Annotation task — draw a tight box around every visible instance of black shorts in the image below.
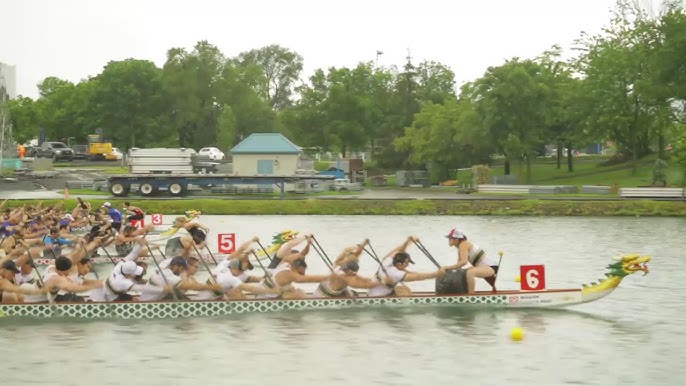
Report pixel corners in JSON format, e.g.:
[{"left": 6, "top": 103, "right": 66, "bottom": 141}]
[
  {"left": 127, "top": 214, "right": 144, "bottom": 221},
  {"left": 111, "top": 222, "right": 122, "bottom": 232}
]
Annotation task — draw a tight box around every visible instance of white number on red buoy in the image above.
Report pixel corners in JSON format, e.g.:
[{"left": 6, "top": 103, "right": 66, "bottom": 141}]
[{"left": 520, "top": 265, "right": 546, "bottom": 291}]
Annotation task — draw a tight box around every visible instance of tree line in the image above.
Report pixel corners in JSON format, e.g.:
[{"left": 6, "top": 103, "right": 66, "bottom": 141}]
[{"left": 8, "top": 0, "right": 686, "bottom": 182}]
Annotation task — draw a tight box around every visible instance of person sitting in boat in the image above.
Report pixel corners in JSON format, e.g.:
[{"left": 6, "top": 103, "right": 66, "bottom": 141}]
[
  {"left": 72, "top": 197, "right": 92, "bottom": 219},
  {"left": 101, "top": 202, "right": 123, "bottom": 232},
  {"left": 367, "top": 236, "right": 445, "bottom": 297},
  {"left": 256, "top": 236, "right": 329, "bottom": 299},
  {"left": 102, "top": 239, "right": 166, "bottom": 301},
  {"left": 41, "top": 256, "right": 103, "bottom": 302},
  {"left": 212, "top": 236, "right": 259, "bottom": 276},
  {"left": 123, "top": 202, "right": 145, "bottom": 225},
  {"left": 114, "top": 224, "right": 155, "bottom": 257},
  {"left": 139, "top": 256, "right": 222, "bottom": 301},
  {"left": 313, "top": 240, "right": 380, "bottom": 298},
  {"left": 43, "top": 227, "right": 75, "bottom": 258},
  {"left": 267, "top": 231, "right": 311, "bottom": 270},
  {"left": 443, "top": 228, "right": 498, "bottom": 294},
  {"left": 173, "top": 227, "right": 209, "bottom": 259},
  {"left": 0, "top": 260, "right": 48, "bottom": 303},
  {"left": 193, "top": 259, "right": 282, "bottom": 301}
]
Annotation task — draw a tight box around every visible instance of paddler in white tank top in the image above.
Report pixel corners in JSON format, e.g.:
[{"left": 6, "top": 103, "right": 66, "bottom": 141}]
[
  {"left": 0, "top": 259, "right": 48, "bottom": 303},
  {"left": 193, "top": 259, "right": 281, "bottom": 301},
  {"left": 444, "top": 228, "right": 498, "bottom": 293},
  {"left": 367, "top": 236, "right": 446, "bottom": 297}
]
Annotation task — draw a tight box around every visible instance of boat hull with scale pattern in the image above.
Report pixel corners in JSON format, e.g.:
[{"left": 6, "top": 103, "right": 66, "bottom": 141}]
[{"left": 0, "top": 289, "right": 586, "bottom": 320}]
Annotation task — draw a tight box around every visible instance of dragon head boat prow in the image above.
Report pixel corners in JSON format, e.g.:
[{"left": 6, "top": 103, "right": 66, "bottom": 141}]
[{"left": 581, "top": 254, "right": 651, "bottom": 302}]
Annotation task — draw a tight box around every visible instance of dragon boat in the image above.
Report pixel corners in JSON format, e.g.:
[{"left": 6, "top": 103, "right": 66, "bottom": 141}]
[{"left": 0, "top": 254, "right": 650, "bottom": 320}]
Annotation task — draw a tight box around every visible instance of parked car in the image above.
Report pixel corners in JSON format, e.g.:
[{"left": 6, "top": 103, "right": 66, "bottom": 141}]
[
  {"left": 198, "top": 147, "right": 225, "bottom": 160},
  {"left": 71, "top": 144, "right": 88, "bottom": 159},
  {"left": 105, "top": 147, "right": 124, "bottom": 161},
  {"left": 34, "top": 142, "right": 74, "bottom": 161}
]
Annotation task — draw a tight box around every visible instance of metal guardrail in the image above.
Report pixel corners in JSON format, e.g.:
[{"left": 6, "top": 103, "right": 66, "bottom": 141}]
[
  {"left": 477, "top": 184, "right": 533, "bottom": 194},
  {"left": 581, "top": 185, "right": 611, "bottom": 194},
  {"left": 619, "top": 187, "right": 685, "bottom": 198}
]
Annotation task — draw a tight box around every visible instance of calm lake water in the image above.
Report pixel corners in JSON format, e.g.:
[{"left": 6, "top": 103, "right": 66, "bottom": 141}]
[{"left": 2, "top": 215, "right": 685, "bottom": 386}]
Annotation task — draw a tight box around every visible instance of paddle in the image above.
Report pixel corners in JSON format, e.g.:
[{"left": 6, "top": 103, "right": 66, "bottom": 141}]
[
  {"left": 192, "top": 243, "right": 219, "bottom": 286},
  {"left": 311, "top": 236, "right": 335, "bottom": 269},
  {"left": 413, "top": 240, "right": 442, "bottom": 268},
  {"left": 485, "top": 251, "right": 504, "bottom": 291},
  {"left": 311, "top": 236, "right": 360, "bottom": 299},
  {"left": 250, "top": 249, "right": 276, "bottom": 288},
  {"left": 98, "top": 239, "right": 118, "bottom": 267},
  {"left": 24, "top": 247, "right": 53, "bottom": 305},
  {"left": 203, "top": 245, "right": 220, "bottom": 266},
  {"left": 145, "top": 242, "right": 179, "bottom": 301},
  {"left": 255, "top": 240, "right": 274, "bottom": 264},
  {"left": 364, "top": 242, "right": 388, "bottom": 276},
  {"left": 78, "top": 240, "right": 113, "bottom": 308}
]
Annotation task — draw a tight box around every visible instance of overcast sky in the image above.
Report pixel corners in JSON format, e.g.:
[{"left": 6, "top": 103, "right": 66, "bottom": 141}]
[{"left": 2, "top": 0, "right": 622, "bottom": 99}]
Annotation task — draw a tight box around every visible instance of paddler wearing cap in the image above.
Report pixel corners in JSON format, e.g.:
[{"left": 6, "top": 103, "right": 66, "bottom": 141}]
[
  {"left": 367, "top": 236, "right": 446, "bottom": 297},
  {"left": 444, "top": 228, "right": 498, "bottom": 293},
  {"left": 213, "top": 236, "right": 259, "bottom": 278},
  {"left": 101, "top": 202, "right": 123, "bottom": 232},
  {"left": 102, "top": 239, "right": 169, "bottom": 301},
  {"left": 257, "top": 235, "right": 331, "bottom": 299},
  {"left": 313, "top": 240, "right": 379, "bottom": 298},
  {"left": 0, "top": 260, "right": 48, "bottom": 303}
]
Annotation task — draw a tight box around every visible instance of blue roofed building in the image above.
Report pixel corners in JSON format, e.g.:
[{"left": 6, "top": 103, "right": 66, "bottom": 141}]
[{"left": 230, "top": 133, "right": 302, "bottom": 176}]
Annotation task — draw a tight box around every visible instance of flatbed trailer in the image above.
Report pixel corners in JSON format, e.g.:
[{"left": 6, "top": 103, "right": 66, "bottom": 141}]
[{"left": 107, "top": 174, "right": 336, "bottom": 197}]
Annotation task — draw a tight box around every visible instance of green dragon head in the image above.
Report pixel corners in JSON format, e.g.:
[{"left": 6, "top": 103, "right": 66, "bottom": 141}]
[
  {"left": 581, "top": 254, "right": 651, "bottom": 299},
  {"left": 606, "top": 254, "right": 651, "bottom": 278},
  {"left": 272, "top": 229, "right": 299, "bottom": 244}
]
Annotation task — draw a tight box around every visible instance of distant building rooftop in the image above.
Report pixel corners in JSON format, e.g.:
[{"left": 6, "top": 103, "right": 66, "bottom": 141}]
[{"left": 230, "top": 133, "right": 302, "bottom": 154}]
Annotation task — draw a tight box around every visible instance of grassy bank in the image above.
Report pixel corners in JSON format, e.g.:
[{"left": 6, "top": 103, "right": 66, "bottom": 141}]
[{"left": 4, "top": 198, "right": 685, "bottom": 216}]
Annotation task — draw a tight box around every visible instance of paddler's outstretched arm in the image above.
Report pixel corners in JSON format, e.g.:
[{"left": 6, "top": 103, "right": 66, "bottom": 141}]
[
  {"left": 403, "top": 267, "right": 446, "bottom": 282},
  {"left": 345, "top": 275, "right": 380, "bottom": 289},
  {"left": 0, "top": 279, "right": 48, "bottom": 295},
  {"left": 236, "top": 283, "right": 281, "bottom": 296},
  {"left": 292, "top": 272, "right": 332, "bottom": 283}
]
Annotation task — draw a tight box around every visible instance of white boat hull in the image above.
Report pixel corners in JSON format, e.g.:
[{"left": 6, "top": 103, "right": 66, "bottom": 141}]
[{"left": 0, "top": 289, "right": 586, "bottom": 320}]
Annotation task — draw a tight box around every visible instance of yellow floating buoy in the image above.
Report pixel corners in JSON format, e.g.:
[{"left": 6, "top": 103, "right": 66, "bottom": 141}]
[
  {"left": 515, "top": 275, "right": 521, "bottom": 283},
  {"left": 510, "top": 327, "right": 524, "bottom": 341}
]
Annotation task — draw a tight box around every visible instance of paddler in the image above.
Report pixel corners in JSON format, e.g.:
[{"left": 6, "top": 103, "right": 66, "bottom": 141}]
[
  {"left": 193, "top": 259, "right": 282, "bottom": 300},
  {"left": 313, "top": 240, "right": 382, "bottom": 298},
  {"left": 367, "top": 236, "right": 445, "bottom": 297},
  {"left": 41, "top": 256, "right": 104, "bottom": 302},
  {"left": 0, "top": 260, "right": 48, "bottom": 303},
  {"left": 102, "top": 239, "right": 170, "bottom": 301},
  {"left": 257, "top": 236, "right": 331, "bottom": 299},
  {"left": 444, "top": 228, "right": 498, "bottom": 293},
  {"left": 114, "top": 224, "right": 155, "bottom": 257},
  {"left": 267, "top": 231, "right": 311, "bottom": 269},
  {"left": 139, "top": 256, "right": 224, "bottom": 301},
  {"left": 123, "top": 202, "right": 145, "bottom": 224}
]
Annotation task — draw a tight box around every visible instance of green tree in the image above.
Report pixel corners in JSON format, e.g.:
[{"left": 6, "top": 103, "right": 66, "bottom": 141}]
[{"left": 238, "top": 44, "right": 304, "bottom": 110}]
